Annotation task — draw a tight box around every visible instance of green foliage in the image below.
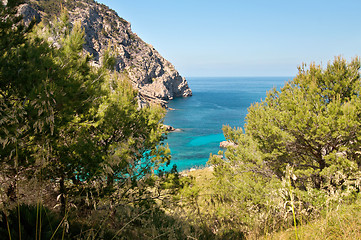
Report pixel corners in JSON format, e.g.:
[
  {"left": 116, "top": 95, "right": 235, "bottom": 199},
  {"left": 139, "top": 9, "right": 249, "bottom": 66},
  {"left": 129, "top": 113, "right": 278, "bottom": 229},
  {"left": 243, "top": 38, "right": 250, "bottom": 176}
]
[
  {"left": 0, "top": 0, "right": 53, "bottom": 209},
  {"left": 0, "top": 2, "right": 212, "bottom": 239},
  {"left": 207, "top": 57, "right": 361, "bottom": 237},
  {"left": 243, "top": 57, "right": 361, "bottom": 189},
  {"left": 171, "top": 167, "right": 246, "bottom": 239},
  {"left": 0, "top": 1, "right": 171, "bottom": 231},
  {"left": 0, "top": 0, "right": 33, "bottom": 51},
  {"left": 12, "top": 1, "right": 361, "bottom": 238}
]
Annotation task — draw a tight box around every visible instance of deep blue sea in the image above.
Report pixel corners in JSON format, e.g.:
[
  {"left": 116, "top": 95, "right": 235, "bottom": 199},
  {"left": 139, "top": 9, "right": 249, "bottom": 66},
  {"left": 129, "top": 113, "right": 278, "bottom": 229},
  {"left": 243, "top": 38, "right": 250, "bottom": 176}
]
[{"left": 164, "top": 77, "right": 291, "bottom": 171}]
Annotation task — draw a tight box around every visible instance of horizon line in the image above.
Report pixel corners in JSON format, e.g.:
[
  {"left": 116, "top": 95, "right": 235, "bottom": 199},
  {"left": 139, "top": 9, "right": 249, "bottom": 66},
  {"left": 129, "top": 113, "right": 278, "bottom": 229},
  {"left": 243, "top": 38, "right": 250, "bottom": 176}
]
[{"left": 185, "top": 75, "right": 294, "bottom": 78}]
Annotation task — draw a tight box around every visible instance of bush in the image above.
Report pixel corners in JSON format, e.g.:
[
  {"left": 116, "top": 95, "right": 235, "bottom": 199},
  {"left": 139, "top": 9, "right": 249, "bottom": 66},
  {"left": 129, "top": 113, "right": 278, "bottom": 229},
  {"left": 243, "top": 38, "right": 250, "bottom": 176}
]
[{"left": 207, "top": 57, "right": 361, "bottom": 237}]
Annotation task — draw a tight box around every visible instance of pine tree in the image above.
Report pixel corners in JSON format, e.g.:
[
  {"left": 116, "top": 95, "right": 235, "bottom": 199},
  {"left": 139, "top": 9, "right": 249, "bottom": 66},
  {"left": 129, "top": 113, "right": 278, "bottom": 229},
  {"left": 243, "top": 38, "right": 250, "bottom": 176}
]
[
  {"left": 211, "top": 57, "right": 361, "bottom": 188},
  {"left": 0, "top": 6, "right": 171, "bottom": 216},
  {"left": 208, "top": 57, "right": 361, "bottom": 233},
  {"left": 0, "top": 0, "right": 49, "bottom": 205}
]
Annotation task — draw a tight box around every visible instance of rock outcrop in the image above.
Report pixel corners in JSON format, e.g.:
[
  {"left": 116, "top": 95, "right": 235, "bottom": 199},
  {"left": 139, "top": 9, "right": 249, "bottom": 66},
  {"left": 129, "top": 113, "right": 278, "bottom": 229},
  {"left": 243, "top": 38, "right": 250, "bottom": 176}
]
[
  {"left": 220, "top": 141, "right": 237, "bottom": 148},
  {"left": 22, "top": 0, "right": 192, "bottom": 106},
  {"left": 163, "top": 125, "right": 182, "bottom": 132}
]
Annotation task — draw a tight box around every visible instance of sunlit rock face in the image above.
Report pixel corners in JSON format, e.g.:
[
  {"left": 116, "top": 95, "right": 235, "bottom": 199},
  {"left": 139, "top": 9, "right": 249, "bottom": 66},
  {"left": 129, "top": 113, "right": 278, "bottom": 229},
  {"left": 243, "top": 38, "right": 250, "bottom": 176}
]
[{"left": 22, "top": 0, "right": 192, "bottom": 106}]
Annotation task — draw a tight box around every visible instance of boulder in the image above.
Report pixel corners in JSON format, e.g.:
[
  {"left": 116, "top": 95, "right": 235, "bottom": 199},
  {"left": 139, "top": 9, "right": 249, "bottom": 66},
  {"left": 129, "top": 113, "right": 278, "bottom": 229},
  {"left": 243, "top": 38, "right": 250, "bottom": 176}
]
[
  {"left": 220, "top": 141, "right": 237, "bottom": 148},
  {"left": 163, "top": 125, "right": 182, "bottom": 132}
]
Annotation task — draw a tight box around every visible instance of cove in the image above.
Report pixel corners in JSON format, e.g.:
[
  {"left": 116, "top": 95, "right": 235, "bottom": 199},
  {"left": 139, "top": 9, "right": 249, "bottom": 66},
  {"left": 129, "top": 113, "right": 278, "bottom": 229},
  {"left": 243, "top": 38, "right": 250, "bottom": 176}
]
[{"left": 164, "top": 76, "right": 290, "bottom": 171}]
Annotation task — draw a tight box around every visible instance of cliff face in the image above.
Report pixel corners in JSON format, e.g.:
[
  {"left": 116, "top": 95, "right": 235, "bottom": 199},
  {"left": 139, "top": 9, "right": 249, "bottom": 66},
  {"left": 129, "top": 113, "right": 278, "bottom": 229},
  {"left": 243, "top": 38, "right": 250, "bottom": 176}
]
[{"left": 22, "top": 0, "right": 192, "bottom": 106}]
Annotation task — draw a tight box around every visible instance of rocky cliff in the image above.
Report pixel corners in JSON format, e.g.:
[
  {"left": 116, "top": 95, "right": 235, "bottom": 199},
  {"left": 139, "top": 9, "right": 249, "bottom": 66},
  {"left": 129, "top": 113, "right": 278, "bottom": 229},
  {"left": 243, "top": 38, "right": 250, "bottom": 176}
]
[{"left": 21, "top": 0, "right": 192, "bottom": 106}]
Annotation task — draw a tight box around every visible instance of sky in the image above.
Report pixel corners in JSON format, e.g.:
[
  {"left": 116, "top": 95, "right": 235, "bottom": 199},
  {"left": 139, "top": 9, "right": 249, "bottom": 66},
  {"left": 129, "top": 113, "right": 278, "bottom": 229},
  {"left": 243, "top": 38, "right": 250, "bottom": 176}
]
[{"left": 97, "top": 0, "right": 361, "bottom": 77}]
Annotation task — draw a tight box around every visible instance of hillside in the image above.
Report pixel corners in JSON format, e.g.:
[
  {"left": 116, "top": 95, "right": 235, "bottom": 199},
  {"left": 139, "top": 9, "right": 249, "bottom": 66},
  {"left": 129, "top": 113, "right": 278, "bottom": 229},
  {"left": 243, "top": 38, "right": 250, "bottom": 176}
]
[{"left": 21, "top": 0, "right": 192, "bottom": 106}]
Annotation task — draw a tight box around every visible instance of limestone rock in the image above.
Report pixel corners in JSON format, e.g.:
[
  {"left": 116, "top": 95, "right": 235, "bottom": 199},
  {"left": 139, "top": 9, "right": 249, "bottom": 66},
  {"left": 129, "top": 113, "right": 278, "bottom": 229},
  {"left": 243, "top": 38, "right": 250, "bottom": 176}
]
[
  {"left": 220, "top": 141, "right": 237, "bottom": 148},
  {"left": 18, "top": 4, "right": 41, "bottom": 24},
  {"left": 22, "top": 0, "right": 192, "bottom": 106}
]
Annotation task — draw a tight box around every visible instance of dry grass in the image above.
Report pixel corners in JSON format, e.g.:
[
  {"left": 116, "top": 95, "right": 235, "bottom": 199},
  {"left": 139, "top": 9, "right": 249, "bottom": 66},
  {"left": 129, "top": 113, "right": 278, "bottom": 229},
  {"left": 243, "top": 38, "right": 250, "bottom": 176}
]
[
  {"left": 179, "top": 167, "right": 361, "bottom": 240},
  {"left": 181, "top": 167, "right": 214, "bottom": 189},
  {"left": 261, "top": 200, "right": 361, "bottom": 240}
]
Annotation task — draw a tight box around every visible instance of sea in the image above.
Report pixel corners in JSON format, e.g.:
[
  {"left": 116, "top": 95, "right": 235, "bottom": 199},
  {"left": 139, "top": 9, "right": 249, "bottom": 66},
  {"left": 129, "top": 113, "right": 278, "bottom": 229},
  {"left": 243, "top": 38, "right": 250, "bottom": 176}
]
[{"left": 163, "top": 76, "right": 291, "bottom": 172}]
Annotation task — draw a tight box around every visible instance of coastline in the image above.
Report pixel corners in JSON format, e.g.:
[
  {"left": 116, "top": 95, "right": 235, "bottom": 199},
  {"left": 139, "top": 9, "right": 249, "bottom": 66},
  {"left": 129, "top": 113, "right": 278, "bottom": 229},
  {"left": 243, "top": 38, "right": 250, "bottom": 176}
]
[{"left": 164, "top": 77, "right": 289, "bottom": 171}]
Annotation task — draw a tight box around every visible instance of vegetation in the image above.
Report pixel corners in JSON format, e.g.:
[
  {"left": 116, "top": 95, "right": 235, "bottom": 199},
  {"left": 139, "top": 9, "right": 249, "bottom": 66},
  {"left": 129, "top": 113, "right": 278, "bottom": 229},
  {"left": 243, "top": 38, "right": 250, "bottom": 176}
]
[
  {"left": 262, "top": 198, "right": 361, "bottom": 239},
  {"left": 2, "top": 0, "right": 361, "bottom": 239},
  {"left": 205, "top": 56, "right": 361, "bottom": 237},
  {"left": 175, "top": 167, "right": 361, "bottom": 239},
  {"left": 27, "top": 0, "right": 87, "bottom": 16},
  {"left": 26, "top": 0, "right": 129, "bottom": 27},
  {"left": 153, "top": 56, "right": 361, "bottom": 239},
  {"left": 0, "top": 1, "right": 200, "bottom": 239}
]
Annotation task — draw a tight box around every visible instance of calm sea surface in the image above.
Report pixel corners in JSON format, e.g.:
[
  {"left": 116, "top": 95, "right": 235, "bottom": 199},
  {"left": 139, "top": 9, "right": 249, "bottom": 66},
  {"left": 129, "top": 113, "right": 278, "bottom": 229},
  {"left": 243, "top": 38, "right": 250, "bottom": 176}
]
[{"left": 164, "top": 77, "right": 291, "bottom": 171}]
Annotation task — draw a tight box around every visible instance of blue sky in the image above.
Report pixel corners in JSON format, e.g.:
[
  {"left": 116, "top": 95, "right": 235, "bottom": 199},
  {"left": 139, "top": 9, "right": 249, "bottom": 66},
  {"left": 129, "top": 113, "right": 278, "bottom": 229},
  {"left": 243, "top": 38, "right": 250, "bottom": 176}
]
[{"left": 98, "top": 0, "right": 361, "bottom": 77}]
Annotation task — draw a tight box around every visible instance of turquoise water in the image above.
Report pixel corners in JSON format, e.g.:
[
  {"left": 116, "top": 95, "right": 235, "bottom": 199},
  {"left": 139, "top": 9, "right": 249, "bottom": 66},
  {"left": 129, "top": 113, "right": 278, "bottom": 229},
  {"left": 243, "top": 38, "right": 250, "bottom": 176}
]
[{"left": 164, "top": 77, "right": 291, "bottom": 171}]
